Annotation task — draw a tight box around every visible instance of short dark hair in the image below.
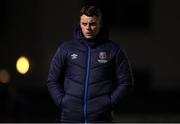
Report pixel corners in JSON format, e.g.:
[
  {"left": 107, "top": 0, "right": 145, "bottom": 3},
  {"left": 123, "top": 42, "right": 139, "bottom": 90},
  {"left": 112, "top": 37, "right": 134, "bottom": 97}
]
[{"left": 80, "top": 5, "right": 101, "bottom": 18}]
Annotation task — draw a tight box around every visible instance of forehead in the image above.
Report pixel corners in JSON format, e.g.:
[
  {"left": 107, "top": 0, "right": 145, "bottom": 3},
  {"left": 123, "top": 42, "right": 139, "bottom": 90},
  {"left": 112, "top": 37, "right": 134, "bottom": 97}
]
[{"left": 80, "top": 14, "right": 99, "bottom": 22}]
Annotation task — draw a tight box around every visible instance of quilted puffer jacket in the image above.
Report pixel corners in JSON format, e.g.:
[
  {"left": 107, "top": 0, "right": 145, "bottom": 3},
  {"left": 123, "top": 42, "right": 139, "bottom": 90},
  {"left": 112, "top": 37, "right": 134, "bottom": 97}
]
[{"left": 47, "top": 25, "right": 133, "bottom": 123}]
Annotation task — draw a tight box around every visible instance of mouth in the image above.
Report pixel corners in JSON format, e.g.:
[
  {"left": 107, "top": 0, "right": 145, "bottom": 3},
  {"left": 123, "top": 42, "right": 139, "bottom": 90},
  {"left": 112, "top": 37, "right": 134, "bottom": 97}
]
[{"left": 86, "top": 32, "right": 93, "bottom": 35}]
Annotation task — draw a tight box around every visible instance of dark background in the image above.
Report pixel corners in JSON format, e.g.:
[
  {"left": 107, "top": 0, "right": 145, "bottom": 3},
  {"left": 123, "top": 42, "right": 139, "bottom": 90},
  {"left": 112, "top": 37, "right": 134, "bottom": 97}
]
[{"left": 1, "top": 0, "right": 180, "bottom": 122}]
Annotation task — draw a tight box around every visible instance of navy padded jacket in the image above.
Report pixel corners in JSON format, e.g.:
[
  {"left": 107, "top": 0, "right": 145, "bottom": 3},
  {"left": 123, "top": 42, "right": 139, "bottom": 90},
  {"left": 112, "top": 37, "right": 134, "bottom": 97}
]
[{"left": 47, "top": 25, "right": 133, "bottom": 123}]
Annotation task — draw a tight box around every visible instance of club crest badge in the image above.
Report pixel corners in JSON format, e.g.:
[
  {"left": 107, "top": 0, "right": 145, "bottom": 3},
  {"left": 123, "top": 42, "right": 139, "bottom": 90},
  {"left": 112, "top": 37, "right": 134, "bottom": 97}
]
[{"left": 98, "top": 52, "right": 108, "bottom": 63}]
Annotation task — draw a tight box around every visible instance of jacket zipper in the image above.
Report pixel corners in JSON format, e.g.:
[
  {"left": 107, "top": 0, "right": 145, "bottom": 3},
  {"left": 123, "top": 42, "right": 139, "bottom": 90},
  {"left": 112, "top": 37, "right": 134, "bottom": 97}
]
[{"left": 83, "top": 46, "right": 91, "bottom": 123}]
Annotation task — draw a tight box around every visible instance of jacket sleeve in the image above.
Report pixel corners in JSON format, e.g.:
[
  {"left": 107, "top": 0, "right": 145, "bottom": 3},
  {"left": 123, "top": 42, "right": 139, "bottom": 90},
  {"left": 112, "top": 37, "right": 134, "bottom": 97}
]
[
  {"left": 47, "top": 44, "right": 66, "bottom": 108},
  {"left": 111, "top": 48, "right": 134, "bottom": 108}
]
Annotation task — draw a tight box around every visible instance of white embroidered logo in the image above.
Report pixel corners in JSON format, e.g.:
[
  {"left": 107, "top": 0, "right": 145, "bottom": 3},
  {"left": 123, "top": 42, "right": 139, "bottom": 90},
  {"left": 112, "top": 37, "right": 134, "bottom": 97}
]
[
  {"left": 98, "top": 52, "right": 108, "bottom": 63},
  {"left": 71, "top": 54, "right": 78, "bottom": 60}
]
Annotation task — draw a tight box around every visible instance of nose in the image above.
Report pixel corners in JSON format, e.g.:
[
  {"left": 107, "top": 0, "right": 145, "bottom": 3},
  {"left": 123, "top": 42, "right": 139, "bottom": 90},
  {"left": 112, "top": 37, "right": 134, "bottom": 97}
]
[{"left": 86, "top": 24, "right": 91, "bottom": 30}]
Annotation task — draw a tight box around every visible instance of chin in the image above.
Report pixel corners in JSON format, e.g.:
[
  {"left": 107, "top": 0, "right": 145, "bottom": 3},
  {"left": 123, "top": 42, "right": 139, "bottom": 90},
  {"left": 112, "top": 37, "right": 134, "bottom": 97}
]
[{"left": 85, "top": 36, "right": 94, "bottom": 39}]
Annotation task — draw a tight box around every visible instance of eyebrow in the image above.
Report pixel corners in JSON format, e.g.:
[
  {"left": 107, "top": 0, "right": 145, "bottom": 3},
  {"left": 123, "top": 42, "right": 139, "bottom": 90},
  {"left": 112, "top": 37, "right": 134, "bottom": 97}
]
[{"left": 81, "top": 22, "right": 96, "bottom": 25}]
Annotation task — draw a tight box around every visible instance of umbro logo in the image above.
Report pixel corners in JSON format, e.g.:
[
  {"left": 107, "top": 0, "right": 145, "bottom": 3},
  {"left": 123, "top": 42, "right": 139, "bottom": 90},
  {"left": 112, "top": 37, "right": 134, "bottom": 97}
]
[{"left": 71, "top": 53, "right": 78, "bottom": 60}]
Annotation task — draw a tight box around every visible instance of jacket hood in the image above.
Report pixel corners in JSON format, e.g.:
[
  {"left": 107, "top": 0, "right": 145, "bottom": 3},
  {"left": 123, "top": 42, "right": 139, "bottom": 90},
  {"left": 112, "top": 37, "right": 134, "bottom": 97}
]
[{"left": 73, "top": 24, "right": 109, "bottom": 43}]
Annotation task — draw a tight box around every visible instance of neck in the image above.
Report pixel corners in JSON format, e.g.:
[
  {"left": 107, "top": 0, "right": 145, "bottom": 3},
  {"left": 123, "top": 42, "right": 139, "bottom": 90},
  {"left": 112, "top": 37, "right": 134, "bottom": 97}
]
[{"left": 86, "top": 38, "right": 95, "bottom": 42}]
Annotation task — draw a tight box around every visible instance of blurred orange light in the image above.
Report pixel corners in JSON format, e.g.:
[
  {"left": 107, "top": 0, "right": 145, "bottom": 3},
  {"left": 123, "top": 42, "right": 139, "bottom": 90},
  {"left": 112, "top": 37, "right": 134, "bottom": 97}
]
[{"left": 0, "top": 69, "right": 10, "bottom": 83}]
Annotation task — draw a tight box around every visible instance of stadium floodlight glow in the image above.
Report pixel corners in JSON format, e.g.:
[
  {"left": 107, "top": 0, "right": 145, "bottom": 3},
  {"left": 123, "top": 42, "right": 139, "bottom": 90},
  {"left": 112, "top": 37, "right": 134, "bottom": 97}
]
[
  {"left": 0, "top": 69, "right": 10, "bottom": 83},
  {"left": 16, "top": 56, "right": 30, "bottom": 74}
]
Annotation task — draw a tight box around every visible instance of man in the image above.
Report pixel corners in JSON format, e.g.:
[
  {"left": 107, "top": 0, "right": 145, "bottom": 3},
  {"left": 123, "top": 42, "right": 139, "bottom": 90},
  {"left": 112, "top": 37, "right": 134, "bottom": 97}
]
[{"left": 47, "top": 5, "right": 133, "bottom": 123}]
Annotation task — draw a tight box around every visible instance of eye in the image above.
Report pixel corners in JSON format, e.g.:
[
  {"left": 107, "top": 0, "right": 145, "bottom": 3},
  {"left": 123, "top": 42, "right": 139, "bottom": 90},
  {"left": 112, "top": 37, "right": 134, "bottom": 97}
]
[
  {"left": 89, "top": 22, "right": 96, "bottom": 26},
  {"left": 82, "top": 23, "right": 87, "bottom": 26}
]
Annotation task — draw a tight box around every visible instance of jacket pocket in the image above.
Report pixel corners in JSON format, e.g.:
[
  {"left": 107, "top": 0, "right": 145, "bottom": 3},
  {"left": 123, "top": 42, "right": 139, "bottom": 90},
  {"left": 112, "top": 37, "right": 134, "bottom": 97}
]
[{"left": 59, "top": 94, "right": 65, "bottom": 109}]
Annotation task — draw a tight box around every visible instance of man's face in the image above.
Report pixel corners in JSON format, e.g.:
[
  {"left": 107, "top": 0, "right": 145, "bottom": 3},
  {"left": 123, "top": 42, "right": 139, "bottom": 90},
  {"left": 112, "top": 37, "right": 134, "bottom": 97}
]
[{"left": 80, "top": 14, "right": 101, "bottom": 40}]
